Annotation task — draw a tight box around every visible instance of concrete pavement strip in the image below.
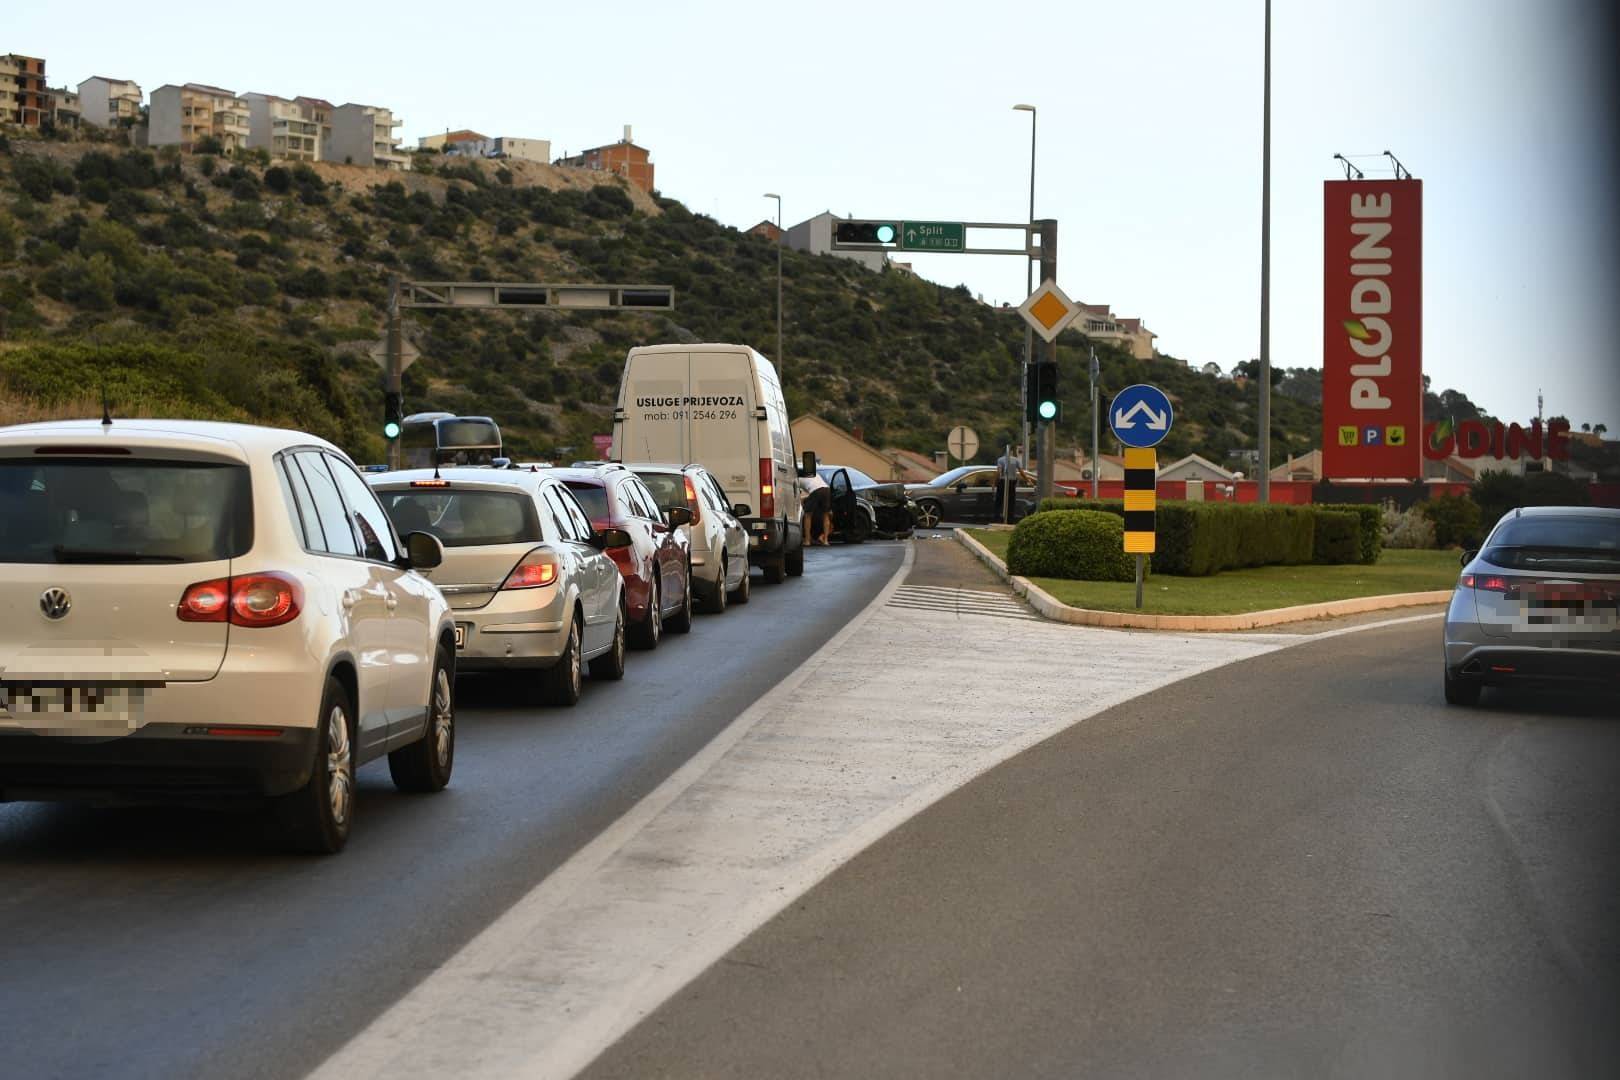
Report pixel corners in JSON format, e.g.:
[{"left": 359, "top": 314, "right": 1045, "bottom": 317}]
[
  {"left": 955, "top": 526, "right": 1453, "bottom": 631},
  {"left": 308, "top": 544, "right": 1438, "bottom": 1080}
]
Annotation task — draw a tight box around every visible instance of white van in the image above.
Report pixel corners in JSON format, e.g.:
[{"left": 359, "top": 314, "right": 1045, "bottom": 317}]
[{"left": 611, "top": 344, "right": 810, "bottom": 583}]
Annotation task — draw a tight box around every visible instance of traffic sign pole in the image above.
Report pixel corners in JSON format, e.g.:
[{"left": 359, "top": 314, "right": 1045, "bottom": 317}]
[
  {"left": 386, "top": 275, "right": 404, "bottom": 471},
  {"left": 1035, "top": 219, "right": 1058, "bottom": 505}
]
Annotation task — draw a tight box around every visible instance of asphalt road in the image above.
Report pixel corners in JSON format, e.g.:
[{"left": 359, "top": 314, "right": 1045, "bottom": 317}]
[
  {"left": 0, "top": 540, "right": 904, "bottom": 1080},
  {"left": 586, "top": 617, "right": 1620, "bottom": 1079}
]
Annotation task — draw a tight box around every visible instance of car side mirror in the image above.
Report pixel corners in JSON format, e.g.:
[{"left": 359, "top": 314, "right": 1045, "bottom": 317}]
[
  {"left": 732, "top": 503, "right": 752, "bottom": 518},
  {"left": 591, "top": 527, "right": 632, "bottom": 550},
  {"left": 798, "top": 450, "right": 818, "bottom": 478},
  {"left": 666, "top": 506, "right": 693, "bottom": 528},
  {"left": 1460, "top": 548, "right": 1478, "bottom": 566},
  {"left": 403, "top": 531, "right": 444, "bottom": 570}
]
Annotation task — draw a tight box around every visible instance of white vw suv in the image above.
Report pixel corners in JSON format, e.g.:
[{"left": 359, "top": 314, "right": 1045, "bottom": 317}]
[{"left": 0, "top": 420, "right": 458, "bottom": 853}]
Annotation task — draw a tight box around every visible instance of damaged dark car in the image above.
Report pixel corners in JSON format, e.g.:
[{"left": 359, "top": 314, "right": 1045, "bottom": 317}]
[{"left": 817, "top": 465, "right": 918, "bottom": 541}]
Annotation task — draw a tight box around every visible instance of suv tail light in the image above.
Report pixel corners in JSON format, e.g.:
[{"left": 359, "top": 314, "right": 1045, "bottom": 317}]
[
  {"left": 759, "top": 458, "right": 775, "bottom": 519},
  {"left": 178, "top": 573, "right": 303, "bottom": 627},
  {"left": 502, "top": 550, "right": 560, "bottom": 590},
  {"left": 684, "top": 474, "right": 702, "bottom": 524}
]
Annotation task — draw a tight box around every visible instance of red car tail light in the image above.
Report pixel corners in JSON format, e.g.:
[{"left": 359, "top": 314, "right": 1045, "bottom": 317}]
[
  {"left": 684, "top": 474, "right": 702, "bottom": 524},
  {"left": 1462, "top": 574, "right": 1514, "bottom": 594},
  {"left": 759, "top": 458, "right": 775, "bottom": 518},
  {"left": 178, "top": 573, "right": 302, "bottom": 627},
  {"left": 502, "top": 550, "right": 560, "bottom": 590}
]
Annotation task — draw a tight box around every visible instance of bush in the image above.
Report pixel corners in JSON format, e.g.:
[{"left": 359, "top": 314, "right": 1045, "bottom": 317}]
[
  {"left": 1471, "top": 471, "right": 1590, "bottom": 532},
  {"left": 263, "top": 166, "right": 290, "bottom": 194},
  {"left": 1312, "top": 510, "right": 1361, "bottom": 564},
  {"left": 1007, "top": 510, "right": 1136, "bottom": 581},
  {"left": 1314, "top": 503, "right": 1382, "bottom": 563},
  {"left": 1419, "top": 492, "right": 1483, "bottom": 547},
  {"left": 1382, "top": 505, "right": 1436, "bottom": 549},
  {"left": 12, "top": 155, "right": 75, "bottom": 201},
  {"left": 1035, "top": 499, "right": 1316, "bottom": 575}
]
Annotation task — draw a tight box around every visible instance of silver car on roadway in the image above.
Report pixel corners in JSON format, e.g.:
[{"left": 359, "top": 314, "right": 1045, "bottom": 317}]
[
  {"left": 1443, "top": 505, "right": 1620, "bottom": 705},
  {"left": 627, "top": 463, "right": 751, "bottom": 613},
  {"left": 370, "top": 468, "right": 629, "bottom": 707}
]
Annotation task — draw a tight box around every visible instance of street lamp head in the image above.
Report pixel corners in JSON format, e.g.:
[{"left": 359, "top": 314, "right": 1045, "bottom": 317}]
[
  {"left": 1013, "top": 104, "right": 1036, "bottom": 112},
  {"left": 763, "top": 192, "right": 780, "bottom": 200}
]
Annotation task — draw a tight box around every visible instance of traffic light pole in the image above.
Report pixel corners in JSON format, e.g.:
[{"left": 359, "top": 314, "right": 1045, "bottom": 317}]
[
  {"left": 1090, "top": 345, "right": 1100, "bottom": 499},
  {"left": 385, "top": 274, "right": 404, "bottom": 471},
  {"left": 1036, "top": 219, "right": 1057, "bottom": 505}
]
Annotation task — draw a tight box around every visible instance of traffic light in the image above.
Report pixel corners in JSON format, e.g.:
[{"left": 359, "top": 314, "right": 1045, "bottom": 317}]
[
  {"left": 1027, "top": 360, "right": 1059, "bottom": 424},
  {"left": 383, "top": 390, "right": 403, "bottom": 440},
  {"left": 833, "top": 220, "right": 900, "bottom": 247}
]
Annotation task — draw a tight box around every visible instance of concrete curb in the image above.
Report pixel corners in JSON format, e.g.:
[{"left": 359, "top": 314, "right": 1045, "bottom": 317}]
[{"left": 955, "top": 527, "right": 1450, "bottom": 632}]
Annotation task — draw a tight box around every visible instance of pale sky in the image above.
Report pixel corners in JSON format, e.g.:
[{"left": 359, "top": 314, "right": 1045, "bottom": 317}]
[{"left": 13, "top": 0, "right": 1619, "bottom": 430}]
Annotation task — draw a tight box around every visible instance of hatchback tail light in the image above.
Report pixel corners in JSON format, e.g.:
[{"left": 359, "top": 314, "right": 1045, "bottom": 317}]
[
  {"left": 684, "top": 474, "right": 702, "bottom": 524},
  {"left": 178, "top": 573, "right": 302, "bottom": 628},
  {"left": 759, "top": 458, "right": 775, "bottom": 519},
  {"left": 502, "top": 550, "right": 560, "bottom": 590},
  {"left": 1461, "top": 574, "right": 1515, "bottom": 594}
]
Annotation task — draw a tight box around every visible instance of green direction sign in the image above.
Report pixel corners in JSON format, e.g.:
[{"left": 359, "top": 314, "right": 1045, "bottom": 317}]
[{"left": 901, "top": 221, "right": 966, "bottom": 252}]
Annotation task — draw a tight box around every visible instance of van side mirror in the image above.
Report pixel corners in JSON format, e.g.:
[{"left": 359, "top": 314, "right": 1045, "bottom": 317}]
[
  {"left": 798, "top": 450, "right": 818, "bottom": 478},
  {"left": 665, "top": 506, "right": 693, "bottom": 528},
  {"left": 732, "top": 503, "right": 752, "bottom": 518},
  {"left": 403, "top": 531, "right": 444, "bottom": 570}
]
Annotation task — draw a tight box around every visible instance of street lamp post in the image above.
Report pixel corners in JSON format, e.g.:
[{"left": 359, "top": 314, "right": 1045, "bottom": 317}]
[
  {"left": 1014, "top": 104, "right": 1036, "bottom": 467},
  {"left": 764, "top": 192, "right": 784, "bottom": 379},
  {"left": 1257, "top": 0, "right": 1272, "bottom": 502}
]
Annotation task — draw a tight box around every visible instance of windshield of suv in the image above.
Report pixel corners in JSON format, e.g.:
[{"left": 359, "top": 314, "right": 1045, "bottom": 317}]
[
  {"left": 378, "top": 488, "right": 541, "bottom": 547},
  {"left": 1482, "top": 515, "right": 1620, "bottom": 573},
  {"left": 0, "top": 458, "right": 252, "bottom": 564}
]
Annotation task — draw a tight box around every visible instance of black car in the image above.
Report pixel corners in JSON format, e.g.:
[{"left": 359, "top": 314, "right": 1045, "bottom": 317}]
[
  {"left": 816, "top": 465, "right": 917, "bottom": 541},
  {"left": 904, "top": 465, "right": 1042, "bottom": 526}
]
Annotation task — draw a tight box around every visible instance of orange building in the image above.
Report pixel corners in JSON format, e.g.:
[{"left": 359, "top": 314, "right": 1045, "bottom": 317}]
[
  {"left": 1, "top": 54, "right": 48, "bottom": 128},
  {"left": 555, "top": 125, "right": 655, "bottom": 192}
]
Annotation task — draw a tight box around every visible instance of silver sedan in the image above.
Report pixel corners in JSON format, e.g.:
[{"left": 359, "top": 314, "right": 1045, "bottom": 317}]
[{"left": 1443, "top": 505, "right": 1620, "bottom": 705}]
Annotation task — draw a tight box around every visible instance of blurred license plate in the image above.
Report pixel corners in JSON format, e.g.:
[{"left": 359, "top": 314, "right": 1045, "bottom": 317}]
[
  {"left": 1517, "top": 599, "right": 1618, "bottom": 631},
  {"left": 454, "top": 624, "right": 468, "bottom": 649},
  {"left": 0, "top": 683, "right": 155, "bottom": 724}
]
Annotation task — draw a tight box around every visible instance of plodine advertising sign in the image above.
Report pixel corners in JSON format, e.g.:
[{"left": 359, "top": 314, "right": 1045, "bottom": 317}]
[{"left": 1321, "top": 179, "right": 1423, "bottom": 480}]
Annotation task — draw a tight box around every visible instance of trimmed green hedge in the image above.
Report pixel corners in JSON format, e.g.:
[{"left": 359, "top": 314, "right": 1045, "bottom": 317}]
[
  {"left": 1312, "top": 510, "right": 1360, "bottom": 565},
  {"left": 1314, "top": 503, "right": 1382, "bottom": 564},
  {"left": 1035, "top": 498, "right": 1323, "bottom": 575},
  {"left": 1007, "top": 510, "right": 1136, "bottom": 581}
]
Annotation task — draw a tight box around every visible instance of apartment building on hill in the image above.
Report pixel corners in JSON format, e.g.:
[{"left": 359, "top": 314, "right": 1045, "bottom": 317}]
[
  {"left": 149, "top": 83, "right": 250, "bottom": 153},
  {"left": 77, "top": 76, "right": 143, "bottom": 127},
  {"left": 554, "top": 125, "right": 654, "bottom": 192},
  {"left": 330, "top": 103, "right": 407, "bottom": 169},
  {"left": 244, "top": 93, "right": 322, "bottom": 161},
  {"left": 0, "top": 53, "right": 48, "bottom": 128}
]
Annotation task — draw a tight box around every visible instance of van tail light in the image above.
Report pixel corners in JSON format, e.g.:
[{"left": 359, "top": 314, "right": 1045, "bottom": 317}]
[
  {"left": 502, "top": 550, "right": 560, "bottom": 590},
  {"left": 178, "top": 573, "right": 302, "bottom": 628},
  {"left": 684, "top": 474, "right": 702, "bottom": 524},
  {"left": 759, "top": 458, "right": 775, "bottom": 519}
]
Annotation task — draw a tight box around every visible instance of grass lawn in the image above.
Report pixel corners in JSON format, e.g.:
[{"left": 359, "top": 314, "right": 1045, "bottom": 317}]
[{"left": 962, "top": 529, "right": 1460, "bottom": 615}]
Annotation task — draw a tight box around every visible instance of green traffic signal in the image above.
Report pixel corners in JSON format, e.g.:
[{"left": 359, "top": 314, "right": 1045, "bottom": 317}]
[
  {"left": 384, "top": 420, "right": 402, "bottom": 440},
  {"left": 1037, "top": 399, "right": 1058, "bottom": 421},
  {"left": 874, "top": 223, "right": 896, "bottom": 244}
]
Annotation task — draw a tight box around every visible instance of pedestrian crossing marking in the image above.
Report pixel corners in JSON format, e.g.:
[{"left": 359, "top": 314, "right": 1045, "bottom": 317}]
[{"left": 886, "top": 585, "right": 1039, "bottom": 621}]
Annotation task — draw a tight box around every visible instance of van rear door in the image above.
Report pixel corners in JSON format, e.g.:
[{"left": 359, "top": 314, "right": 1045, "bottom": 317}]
[
  {"left": 688, "top": 351, "right": 757, "bottom": 507},
  {"left": 614, "top": 351, "right": 689, "bottom": 465}
]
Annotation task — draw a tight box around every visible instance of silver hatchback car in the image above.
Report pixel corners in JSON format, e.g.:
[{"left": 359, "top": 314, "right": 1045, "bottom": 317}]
[
  {"left": 370, "top": 469, "right": 628, "bottom": 706},
  {"left": 627, "top": 463, "right": 751, "bottom": 613},
  {"left": 1443, "top": 505, "right": 1620, "bottom": 705}
]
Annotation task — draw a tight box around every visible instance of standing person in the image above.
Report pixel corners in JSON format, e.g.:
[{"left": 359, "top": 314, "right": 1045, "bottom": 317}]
[
  {"left": 994, "top": 446, "right": 1023, "bottom": 523},
  {"left": 800, "top": 471, "right": 833, "bottom": 545}
]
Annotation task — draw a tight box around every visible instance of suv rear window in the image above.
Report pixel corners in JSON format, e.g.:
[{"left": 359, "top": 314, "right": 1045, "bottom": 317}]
[
  {"left": 1483, "top": 515, "right": 1620, "bottom": 573},
  {"left": 0, "top": 458, "right": 252, "bottom": 564},
  {"left": 562, "top": 481, "right": 610, "bottom": 523},
  {"left": 377, "top": 489, "right": 541, "bottom": 547},
  {"left": 633, "top": 472, "right": 687, "bottom": 510}
]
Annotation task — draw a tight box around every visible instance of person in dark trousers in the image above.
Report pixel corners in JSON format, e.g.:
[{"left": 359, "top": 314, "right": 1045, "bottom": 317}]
[
  {"left": 994, "top": 448, "right": 1023, "bottom": 523},
  {"left": 800, "top": 472, "right": 833, "bottom": 545}
]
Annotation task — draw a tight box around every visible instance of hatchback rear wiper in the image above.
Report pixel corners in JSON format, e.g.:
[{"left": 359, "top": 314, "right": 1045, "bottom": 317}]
[{"left": 52, "top": 545, "right": 186, "bottom": 563}]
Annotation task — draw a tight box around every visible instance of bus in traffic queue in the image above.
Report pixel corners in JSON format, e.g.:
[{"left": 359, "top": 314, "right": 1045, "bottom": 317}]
[{"left": 401, "top": 413, "right": 503, "bottom": 470}]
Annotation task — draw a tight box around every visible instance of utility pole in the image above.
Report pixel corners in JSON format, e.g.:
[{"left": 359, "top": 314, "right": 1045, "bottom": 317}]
[
  {"left": 1015, "top": 104, "right": 1037, "bottom": 465},
  {"left": 763, "top": 192, "right": 784, "bottom": 380},
  {"left": 385, "top": 274, "right": 404, "bottom": 471},
  {"left": 1036, "top": 218, "right": 1058, "bottom": 505},
  {"left": 1089, "top": 345, "right": 1100, "bottom": 499},
  {"left": 1257, "top": 0, "right": 1273, "bottom": 502}
]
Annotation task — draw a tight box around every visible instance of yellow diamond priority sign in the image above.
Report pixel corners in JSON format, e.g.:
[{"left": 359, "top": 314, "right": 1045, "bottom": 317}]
[{"left": 1018, "top": 279, "right": 1079, "bottom": 343}]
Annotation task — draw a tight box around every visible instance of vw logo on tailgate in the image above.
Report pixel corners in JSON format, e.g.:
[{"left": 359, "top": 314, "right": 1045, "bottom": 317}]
[{"left": 39, "top": 588, "right": 72, "bottom": 620}]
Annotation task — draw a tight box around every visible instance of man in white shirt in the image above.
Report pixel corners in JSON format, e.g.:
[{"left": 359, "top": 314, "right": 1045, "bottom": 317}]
[
  {"left": 994, "top": 449, "right": 1023, "bottom": 524},
  {"left": 800, "top": 472, "right": 832, "bottom": 545}
]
